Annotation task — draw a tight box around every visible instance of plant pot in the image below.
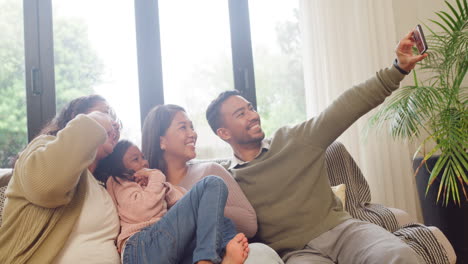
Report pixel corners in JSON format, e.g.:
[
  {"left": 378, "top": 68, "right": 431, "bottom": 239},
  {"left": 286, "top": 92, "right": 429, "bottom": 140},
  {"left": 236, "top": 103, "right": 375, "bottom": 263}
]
[{"left": 414, "top": 156, "right": 468, "bottom": 264}]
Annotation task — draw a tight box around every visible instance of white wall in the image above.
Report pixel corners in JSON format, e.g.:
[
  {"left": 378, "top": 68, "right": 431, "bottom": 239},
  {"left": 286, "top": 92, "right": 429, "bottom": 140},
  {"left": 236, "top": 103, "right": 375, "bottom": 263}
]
[
  {"left": 392, "top": 0, "right": 445, "bottom": 88},
  {"left": 392, "top": 0, "right": 445, "bottom": 38}
]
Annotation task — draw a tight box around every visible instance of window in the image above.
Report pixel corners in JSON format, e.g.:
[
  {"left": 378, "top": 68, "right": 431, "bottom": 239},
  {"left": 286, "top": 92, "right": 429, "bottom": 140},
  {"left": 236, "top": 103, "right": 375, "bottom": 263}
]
[
  {"left": 159, "top": 0, "right": 233, "bottom": 158},
  {"left": 52, "top": 0, "right": 141, "bottom": 145},
  {"left": 0, "top": 0, "right": 26, "bottom": 167},
  {"left": 16, "top": 0, "right": 307, "bottom": 162},
  {"left": 249, "top": 0, "right": 305, "bottom": 135}
]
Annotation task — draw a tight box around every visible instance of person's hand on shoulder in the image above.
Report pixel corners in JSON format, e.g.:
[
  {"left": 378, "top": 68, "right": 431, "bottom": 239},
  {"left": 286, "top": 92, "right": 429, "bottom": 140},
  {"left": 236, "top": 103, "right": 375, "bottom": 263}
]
[{"left": 395, "top": 31, "right": 428, "bottom": 72}]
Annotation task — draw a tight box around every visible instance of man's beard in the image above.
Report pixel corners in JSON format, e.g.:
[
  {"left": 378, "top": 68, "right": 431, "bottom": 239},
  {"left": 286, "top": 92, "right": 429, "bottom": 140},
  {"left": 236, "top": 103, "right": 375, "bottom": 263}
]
[{"left": 238, "top": 132, "right": 265, "bottom": 145}]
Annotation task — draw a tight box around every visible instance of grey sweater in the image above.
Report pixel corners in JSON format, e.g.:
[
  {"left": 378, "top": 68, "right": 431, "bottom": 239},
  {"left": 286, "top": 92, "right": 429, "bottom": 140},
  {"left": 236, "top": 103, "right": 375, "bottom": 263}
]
[{"left": 225, "top": 65, "right": 405, "bottom": 256}]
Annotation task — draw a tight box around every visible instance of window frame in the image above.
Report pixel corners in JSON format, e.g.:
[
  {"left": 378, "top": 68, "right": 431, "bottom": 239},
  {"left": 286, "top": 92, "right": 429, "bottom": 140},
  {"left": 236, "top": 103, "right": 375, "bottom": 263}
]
[
  {"left": 24, "top": 0, "right": 56, "bottom": 141},
  {"left": 24, "top": 0, "right": 257, "bottom": 140}
]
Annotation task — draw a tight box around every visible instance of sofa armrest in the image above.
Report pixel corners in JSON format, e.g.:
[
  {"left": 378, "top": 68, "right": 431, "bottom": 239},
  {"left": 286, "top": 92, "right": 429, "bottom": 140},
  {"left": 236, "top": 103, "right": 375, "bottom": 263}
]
[
  {"left": 428, "top": 226, "right": 457, "bottom": 264},
  {"left": 387, "top": 207, "right": 414, "bottom": 227},
  {"left": 388, "top": 207, "right": 456, "bottom": 264},
  {"left": 0, "top": 169, "right": 12, "bottom": 187}
]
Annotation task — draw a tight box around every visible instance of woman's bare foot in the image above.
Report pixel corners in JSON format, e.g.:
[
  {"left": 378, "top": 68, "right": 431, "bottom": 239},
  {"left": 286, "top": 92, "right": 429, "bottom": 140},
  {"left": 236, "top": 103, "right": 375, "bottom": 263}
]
[{"left": 221, "top": 233, "right": 249, "bottom": 264}]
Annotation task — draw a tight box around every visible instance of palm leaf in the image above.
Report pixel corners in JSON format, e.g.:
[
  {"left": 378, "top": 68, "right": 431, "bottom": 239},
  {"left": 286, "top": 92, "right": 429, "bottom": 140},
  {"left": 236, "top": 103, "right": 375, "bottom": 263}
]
[
  {"left": 446, "top": 1, "right": 462, "bottom": 24},
  {"left": 428, "top": 152, "right": 449, "bottom": 185},
  {"left": 437, "top": 12, "right": 457, "bottom": 31},
  {"left": 429, "top": 19, "right": 452, "bottom": 35},
  {"left": 456, "top": 0, "right": 466, "bottom": 18},
  {"left": 433, "top": 156, "right": 450, "bottom": 200},
  {"left": 452, "top": 153, "right": 468, "bottom": 186},
  {"left": 449, "top": 168, "right": 459, "bottom": 205},
  {"left": 453, "top": 160, "right": 468, "bottom": 199},
  {"left": 464, "top": 0, "right": 468, "bottom": 18},
  {"left": 463, "top": 0, "right": 468, "bottom": 17}
]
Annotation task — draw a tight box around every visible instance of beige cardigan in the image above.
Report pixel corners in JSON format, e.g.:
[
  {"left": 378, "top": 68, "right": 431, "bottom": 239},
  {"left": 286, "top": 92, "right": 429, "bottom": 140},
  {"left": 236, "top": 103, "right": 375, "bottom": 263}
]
[{"left": 0, "top": 115, "right": 106, "bottom": 264}]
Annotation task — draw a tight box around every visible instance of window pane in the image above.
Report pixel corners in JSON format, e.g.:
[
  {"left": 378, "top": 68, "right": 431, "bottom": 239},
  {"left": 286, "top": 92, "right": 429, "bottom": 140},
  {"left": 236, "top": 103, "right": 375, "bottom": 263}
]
[
  {"left": 159, "top": 0, "right": 234, "bottom": 159},
  {"left": 52, "top": 1, "right": 141, "bottom": 145},
  {"left": 0, "top": 0, "right": 26, "bottom": 168},
  {"left": 249, "top": 0, "right": 306, "bottom": 135}
]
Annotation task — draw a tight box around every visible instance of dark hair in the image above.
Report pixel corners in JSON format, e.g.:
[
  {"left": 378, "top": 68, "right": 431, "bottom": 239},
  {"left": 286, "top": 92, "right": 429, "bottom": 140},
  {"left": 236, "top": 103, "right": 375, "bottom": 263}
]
[
  {"left": 94, "top": 140, "right": 135, "bottom": 184},
  {"left": 205, "top": 90, "right": 241, "bottom": 133},
  {"left": 39, "top": 94, "right": 108, "bottom": 136},
  {"left": 141, "top": 104, "right": 185, "bottom": 174},
  {"left": 11, "top": 94, "right": 113, "bottom": 168}
]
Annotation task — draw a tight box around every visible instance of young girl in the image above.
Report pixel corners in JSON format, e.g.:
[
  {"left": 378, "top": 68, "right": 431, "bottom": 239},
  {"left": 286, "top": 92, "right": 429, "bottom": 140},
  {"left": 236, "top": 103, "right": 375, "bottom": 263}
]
[{"left": 95, "top": 140, "right": 249, "bottom": 264}]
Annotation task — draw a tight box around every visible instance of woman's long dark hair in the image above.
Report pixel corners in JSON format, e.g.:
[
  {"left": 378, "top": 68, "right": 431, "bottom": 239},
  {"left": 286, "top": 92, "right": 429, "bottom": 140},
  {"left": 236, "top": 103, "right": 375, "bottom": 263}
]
[
  {"left": 94, "top": 139, "right": 135, "bottom": 184},
  {"left": 10, "top": 94, "right": 110, "bottom": 167},
  {"left": 40, "top": 94, "right": 108, "bottom": 136},
  {"left": 141, "top": 104, "right": 185, "bottom": 174}
]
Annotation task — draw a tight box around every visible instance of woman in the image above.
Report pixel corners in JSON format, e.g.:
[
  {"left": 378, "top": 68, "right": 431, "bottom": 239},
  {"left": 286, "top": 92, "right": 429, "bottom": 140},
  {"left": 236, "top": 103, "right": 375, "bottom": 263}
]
[
  {"left": 0, "top": 95, "right": 122, "bottom": 264},
  {"left": 141, "top": 104, "right": 284, "bottom": 263},
  {"left": 142, "top": 104, "right": 257, "bottom": 236}
]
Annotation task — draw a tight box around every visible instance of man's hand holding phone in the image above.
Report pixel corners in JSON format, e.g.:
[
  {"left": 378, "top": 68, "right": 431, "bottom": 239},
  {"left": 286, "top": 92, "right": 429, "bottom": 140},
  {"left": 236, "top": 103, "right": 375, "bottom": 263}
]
[
  {"left": 413, "top": 24, "right": 428, "bottom": 54},
  {"left": 395, "top": 26, "right": 429, "bottom": 73}
]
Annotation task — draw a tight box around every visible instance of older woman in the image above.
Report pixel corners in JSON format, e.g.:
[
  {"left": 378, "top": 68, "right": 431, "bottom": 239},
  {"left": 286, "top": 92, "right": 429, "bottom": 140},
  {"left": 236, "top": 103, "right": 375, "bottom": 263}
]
[{"left": 0, "top": 95, "right": 121, "bottom": 263}]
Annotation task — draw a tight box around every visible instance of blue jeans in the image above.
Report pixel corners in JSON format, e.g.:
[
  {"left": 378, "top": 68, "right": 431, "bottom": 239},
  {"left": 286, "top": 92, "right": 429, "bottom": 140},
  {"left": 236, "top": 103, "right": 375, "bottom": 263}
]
[{"left": 122, "top": 176, "right": 237, "bottom": 264}]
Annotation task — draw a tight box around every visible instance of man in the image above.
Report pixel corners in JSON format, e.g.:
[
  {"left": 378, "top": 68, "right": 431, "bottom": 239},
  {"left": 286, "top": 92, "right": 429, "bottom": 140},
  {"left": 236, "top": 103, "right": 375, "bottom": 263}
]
[{"left": 205, "top": 32, "right": 427, "bottom": 264}]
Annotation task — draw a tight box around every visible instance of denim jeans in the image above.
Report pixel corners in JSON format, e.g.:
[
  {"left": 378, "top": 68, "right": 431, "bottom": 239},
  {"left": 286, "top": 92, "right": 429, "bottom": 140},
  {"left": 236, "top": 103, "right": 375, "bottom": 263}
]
[{"left": 122, "top": 176, "right": 237, "bottom": 264}]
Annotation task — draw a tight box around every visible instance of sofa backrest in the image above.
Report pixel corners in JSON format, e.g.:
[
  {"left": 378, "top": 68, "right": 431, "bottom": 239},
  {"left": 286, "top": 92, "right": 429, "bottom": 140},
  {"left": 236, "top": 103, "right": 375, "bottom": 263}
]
[
  {"left": 190, "top": 141, "right": 374, "bottom": 213},
  {"left": 0, "top": 141, "right": 374, "bottom": 227}
]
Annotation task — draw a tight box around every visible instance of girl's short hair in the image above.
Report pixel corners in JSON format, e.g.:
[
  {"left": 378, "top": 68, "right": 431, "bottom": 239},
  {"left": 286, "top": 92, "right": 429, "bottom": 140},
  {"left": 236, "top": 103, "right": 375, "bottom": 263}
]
[{"left": 94, "top": 139, "right": 135, "bottom": 184}]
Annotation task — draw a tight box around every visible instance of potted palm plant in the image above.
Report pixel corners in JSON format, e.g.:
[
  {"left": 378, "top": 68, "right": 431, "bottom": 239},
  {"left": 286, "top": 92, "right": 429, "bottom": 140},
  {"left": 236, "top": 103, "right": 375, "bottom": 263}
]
[
  {"left": 368, "top": 0, "right": 467, "bottom": 205},
  {"left": 367, "top": 0, "right": 467, "bottom": 261}
]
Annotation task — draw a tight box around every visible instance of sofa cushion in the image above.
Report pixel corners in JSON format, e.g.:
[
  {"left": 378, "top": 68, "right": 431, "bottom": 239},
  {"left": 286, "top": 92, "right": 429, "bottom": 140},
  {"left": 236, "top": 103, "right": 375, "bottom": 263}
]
[{"left": 331, "top": 184, "right": 346, "bottom": 208}]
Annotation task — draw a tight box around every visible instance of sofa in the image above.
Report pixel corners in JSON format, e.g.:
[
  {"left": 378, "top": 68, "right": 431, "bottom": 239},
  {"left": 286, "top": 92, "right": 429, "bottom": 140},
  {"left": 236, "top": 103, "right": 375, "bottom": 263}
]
[{"left": 0, "top": 142, "right": 456, "bottom": 263}]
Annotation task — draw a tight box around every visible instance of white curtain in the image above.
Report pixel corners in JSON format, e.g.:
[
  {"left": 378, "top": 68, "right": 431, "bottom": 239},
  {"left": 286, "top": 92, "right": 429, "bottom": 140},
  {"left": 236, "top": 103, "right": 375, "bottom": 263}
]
[{"left": 299, "top": 0, "right": 422, "bottom": 221}]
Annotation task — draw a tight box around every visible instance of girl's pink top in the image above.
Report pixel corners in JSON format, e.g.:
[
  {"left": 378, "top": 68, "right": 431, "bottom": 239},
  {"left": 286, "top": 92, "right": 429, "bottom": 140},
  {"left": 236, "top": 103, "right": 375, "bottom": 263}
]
[{"left": 106, "top": 172, "right": 186, "bottom": 251}]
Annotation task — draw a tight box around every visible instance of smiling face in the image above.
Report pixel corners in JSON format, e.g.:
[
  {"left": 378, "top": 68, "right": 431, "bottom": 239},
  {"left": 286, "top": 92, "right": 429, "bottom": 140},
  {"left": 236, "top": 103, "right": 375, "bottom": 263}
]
[
  {"left": 122, "top": 145, "right": 149, "bottom": 172},
  {"left": 217, "top": 95, "right": 265, "bottom": 145},
  {"left": 160, "top": 111, "right": 198, "bottom": 163}
]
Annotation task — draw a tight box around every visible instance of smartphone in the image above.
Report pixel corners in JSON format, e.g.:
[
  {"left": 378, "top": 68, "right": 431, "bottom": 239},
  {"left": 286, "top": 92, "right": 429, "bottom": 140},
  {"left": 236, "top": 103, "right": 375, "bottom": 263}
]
[{"left": 413, "top": 24, "right": 428, "bottom": 54}]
